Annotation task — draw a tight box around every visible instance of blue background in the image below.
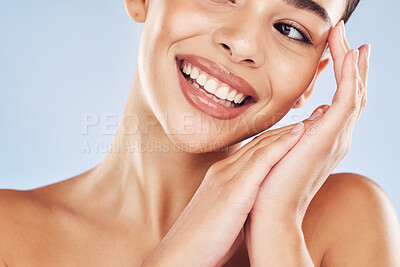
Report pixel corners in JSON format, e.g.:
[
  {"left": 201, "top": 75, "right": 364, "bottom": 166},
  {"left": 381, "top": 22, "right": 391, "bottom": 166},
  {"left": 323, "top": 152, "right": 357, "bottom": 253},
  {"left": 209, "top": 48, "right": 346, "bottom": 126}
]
[{"left": 1, "top": 1, "right": 399, "bottom": 215}]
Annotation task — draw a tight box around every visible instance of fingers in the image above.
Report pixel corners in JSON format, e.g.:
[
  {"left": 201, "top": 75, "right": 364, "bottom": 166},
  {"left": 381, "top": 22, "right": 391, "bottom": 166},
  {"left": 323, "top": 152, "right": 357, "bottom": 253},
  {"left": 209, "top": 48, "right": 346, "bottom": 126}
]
[
  {"left": 329, "top": 44, "right": 370, "bottom": 129},
  {"left": 324, "top": 49, "right": 361, "bottom": 129},
  {"left": 340, "top": 20, "right": 351, "bottom": 51},
  {"left": 355, "top": 44, "right": 370, "bottom": 122},
  {"left": 328, "top": 20, "right": 349, "bottom": 84},
  {"left": 324, "top": 19, "right": 371, "bottom": 135},
  {"left": 358, "top": 44, "right": 371, "bottom": 86},
  {"left": 224, "top": 124, "right": 300, "bottom": 164},
  {"left": 234, "top": 123, "right": 305, "bottom": 187},
  {"left": 306, "top": 105, "right": 330, "bottom": 121},
  {"left": 227, "top": 104, "right": 331, "bottom": 167},
  {"left": 231, "top": 105, "right": 329, "bottom": 168}
]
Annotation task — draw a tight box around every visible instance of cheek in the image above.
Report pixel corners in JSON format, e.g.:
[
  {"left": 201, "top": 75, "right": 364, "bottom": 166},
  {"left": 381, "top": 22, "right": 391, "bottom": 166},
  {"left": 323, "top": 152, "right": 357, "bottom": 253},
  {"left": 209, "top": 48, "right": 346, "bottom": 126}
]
[
  {"left": 248, "top": 55, "right": 318, "bottom": 132},
  {"left": 138, "top": 0, "right": 213, "bottom": 95},
  {"left": 145, "top": 0, "right": 213, "bottom": 48},
  {"left": 269, "top": 55, "right": 317, "bottom": 107}
]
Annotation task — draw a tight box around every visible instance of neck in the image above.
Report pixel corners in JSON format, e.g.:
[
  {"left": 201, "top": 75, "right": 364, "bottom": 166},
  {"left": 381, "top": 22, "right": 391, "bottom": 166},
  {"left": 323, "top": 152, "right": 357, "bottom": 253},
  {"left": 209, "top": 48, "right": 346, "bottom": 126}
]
[{"left": 92, "top": 69, "right": 242, "bottom": 238}]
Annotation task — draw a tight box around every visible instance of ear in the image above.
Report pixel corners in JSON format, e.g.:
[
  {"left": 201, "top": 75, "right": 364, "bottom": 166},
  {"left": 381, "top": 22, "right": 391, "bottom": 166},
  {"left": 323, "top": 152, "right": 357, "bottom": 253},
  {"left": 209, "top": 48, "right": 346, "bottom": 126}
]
[
  {"left": 124, "top": 0, "right": 148, "bottom": 23},
  {"left": 292, "top": 50, "right": 331, "bottom": 108}
]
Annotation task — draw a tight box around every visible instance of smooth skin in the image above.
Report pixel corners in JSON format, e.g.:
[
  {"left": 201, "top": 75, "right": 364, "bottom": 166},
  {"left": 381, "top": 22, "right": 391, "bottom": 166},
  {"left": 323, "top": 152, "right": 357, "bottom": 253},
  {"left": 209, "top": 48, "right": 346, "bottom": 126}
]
[{"left": 1, "top": 0, "right": 400, "bottom": 266}]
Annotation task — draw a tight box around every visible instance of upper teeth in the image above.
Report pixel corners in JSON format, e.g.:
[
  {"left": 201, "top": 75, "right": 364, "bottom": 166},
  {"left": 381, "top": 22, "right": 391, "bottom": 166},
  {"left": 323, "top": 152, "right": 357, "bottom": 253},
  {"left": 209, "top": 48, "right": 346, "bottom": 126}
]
[
  {"left": 180, "top": 60, "right": 247, "bottom": 105},
  {"left": 190, "top": 67, "right": 199, "bottom": 79},
  {"left": 204, "top": 79, "right": 217, "bottom": 94},
  {"left": 215, "top": 86, "right": 229, "bottom": 99},
  {"left": 197, "top": 74, "right": 207, "bottom": 86}
]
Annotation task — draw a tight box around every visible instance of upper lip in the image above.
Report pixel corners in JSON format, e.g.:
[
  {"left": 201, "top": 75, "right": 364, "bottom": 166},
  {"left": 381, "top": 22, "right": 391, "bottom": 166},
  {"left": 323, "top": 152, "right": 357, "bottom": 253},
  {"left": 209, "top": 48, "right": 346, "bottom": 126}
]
[{"left": 176, "top": 54, "right": 259, "bottom": 102}]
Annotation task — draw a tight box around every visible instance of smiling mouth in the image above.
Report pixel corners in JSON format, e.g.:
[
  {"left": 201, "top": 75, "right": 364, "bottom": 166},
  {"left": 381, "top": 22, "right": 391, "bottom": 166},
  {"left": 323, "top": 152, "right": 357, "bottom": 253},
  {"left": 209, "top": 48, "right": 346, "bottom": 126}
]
[{"left": 178, "top": 59, "right": 255, "bottom": 108}]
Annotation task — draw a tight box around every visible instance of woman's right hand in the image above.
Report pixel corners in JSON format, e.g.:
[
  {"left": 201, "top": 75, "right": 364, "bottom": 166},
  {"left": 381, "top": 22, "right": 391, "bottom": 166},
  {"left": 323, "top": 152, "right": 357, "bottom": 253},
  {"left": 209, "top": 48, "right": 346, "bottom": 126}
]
[{"left": 141, "top": 122, "right": 307, "bottom": 267}]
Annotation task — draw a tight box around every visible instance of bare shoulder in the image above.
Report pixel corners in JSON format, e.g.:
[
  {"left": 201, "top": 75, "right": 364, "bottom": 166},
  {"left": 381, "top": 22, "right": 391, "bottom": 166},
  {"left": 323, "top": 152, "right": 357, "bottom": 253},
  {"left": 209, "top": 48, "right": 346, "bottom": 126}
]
[
  {"left": 0, "top": 173, "right": 90, "bottom": 230},
  {"left": 0, "top": 175, "right": 82, "bottom": 217},
  {"left": 0, "top": 186, "right": 63, "bottom": 235},
  {"left": 0, "top": 188, "right": 48, "bottom": 232},
  {"left": 303, "top": 173, "right": 400, "bottom": 267},
  {"left": 0, "top": 189, "right": 46, "bottom": 265},
  {"left": 0, "top": 176, "right": 87, "bottom": 266}
]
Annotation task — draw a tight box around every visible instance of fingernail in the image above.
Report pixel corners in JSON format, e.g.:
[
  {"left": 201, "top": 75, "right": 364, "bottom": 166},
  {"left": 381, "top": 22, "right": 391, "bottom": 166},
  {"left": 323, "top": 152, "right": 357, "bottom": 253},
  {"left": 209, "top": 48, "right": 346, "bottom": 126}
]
[
  {"left": 309, "top": 108, "right": 324, "bottom": 121},
  {"left": 290, "top": 122, "right": 304, "bottom": 134},
  {"left": 353, "top": 49, "right": 359, "bottom": 64}
]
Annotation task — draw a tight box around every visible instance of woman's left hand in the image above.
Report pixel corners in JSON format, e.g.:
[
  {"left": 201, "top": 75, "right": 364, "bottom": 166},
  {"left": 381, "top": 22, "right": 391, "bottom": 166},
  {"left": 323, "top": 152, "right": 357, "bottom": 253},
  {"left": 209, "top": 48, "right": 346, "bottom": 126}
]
[{"left": 245, "top": 21, "right": 371, "bottom": 265}]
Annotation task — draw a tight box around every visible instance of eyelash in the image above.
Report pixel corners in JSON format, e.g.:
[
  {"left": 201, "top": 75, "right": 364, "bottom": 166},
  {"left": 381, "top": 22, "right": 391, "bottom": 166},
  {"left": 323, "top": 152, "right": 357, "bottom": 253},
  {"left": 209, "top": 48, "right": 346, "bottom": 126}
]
[{"left": 273, "top": 22, "right": 313, "bottom": 45}]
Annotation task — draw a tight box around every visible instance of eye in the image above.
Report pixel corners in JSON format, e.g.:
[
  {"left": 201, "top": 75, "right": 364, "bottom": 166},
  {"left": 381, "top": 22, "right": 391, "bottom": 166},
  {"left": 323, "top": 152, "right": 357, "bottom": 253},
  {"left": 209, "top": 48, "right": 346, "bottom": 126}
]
[{"left": 274, "top": 22, "right": 312, "bottom": 45}]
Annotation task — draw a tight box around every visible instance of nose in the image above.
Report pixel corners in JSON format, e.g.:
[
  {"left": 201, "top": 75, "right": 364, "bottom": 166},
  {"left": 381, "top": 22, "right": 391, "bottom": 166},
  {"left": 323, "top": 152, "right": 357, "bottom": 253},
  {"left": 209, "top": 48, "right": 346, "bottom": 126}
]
[{"left": 212, "top": 19, "right": 265, "bottom": 67}]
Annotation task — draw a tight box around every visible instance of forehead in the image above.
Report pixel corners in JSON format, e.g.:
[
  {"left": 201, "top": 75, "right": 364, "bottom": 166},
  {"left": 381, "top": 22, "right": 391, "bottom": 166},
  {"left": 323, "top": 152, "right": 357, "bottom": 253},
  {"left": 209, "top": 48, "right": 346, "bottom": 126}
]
[
  {"left": 316, "top": 0, "right": 347, "bottom": 24},
  {"left": 283, "top": 0, "right": 347, "bottom": 26}
]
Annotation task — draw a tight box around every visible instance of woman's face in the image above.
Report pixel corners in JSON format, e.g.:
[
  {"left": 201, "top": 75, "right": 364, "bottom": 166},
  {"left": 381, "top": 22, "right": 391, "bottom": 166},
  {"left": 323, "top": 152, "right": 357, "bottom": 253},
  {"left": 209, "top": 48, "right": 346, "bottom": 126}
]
[{"left": 133, "top": 0, "right": 345, "bottom": 152}]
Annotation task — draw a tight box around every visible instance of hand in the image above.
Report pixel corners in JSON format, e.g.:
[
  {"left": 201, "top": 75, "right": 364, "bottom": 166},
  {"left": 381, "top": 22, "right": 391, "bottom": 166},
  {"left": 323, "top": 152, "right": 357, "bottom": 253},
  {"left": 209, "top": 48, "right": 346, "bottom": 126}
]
[
  {"left": 245, "top": 21, "right": 370, "bottom": 265},
  {"left": 142, "top": 19, "right": 370, "bottom": 267},
  {"left": 141, "top": 123, "right": 307, "bottom": 267},
  {"left": 250, "top": 21, "right": 370, "bottom": 223}
]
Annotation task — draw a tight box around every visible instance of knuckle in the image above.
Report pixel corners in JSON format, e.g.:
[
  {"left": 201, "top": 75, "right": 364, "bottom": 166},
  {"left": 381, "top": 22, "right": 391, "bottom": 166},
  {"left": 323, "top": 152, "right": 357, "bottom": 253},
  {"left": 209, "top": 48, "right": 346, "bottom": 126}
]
[
  {"left": 272, "top": 137, "right": 285, "bottom": 148},
  {"left": 251, "top": 148, "right": 268, "bottom": 163},
  {"left": 258, "top": 136, "right": 274, "bottom": 146},
  {"left": 356, "top": 84, "right": 363, "bottom": 102},
  {"left": 352, "top": 72, "right": 359, "bottom": 81},
  {"left": 357, "top": 77, "right": 365, "bottom": 91},
  {"left": 346, "top": 101, "right": 358, "bottom": 113},
  {"left": 361, "top": 93, "right": 368, "bottom": 108},
  {"left": 337, "top": 143, "right": 345, "bottom": 156},
  {"left": 357, "top": 75, "right": 363, "bottom": 88},
  {"left": 336, "top": 138, "right": 351, "bottom": 157},
  {"left": 332, "top": 138, "right": 342, "bottom": 153},
  {"left": 342, "top": 143, "right": 351, "bottom": 156},
  {"left": 206, "top": 161, "right": 225, "bottom": 177},
  {"left": 251, "top": 148, "right": 276, "bottom": 171},
  {"left": 205, "top": 171, "right": 231, "bottom": 194},
  {"left": 276, "top": 133, "right": 291, "bottom": 145},
  {"left": 208, "top": 163, "right": 220, "bottom": 174}
]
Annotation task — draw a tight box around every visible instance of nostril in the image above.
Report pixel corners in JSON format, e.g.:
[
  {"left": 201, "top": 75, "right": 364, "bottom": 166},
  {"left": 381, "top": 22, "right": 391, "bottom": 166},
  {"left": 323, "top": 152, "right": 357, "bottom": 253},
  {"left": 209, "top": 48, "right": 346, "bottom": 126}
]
[
  {"left": 243, "top": 58, "right": 255, "bottom": 64},
  {"left": 222, "top": 43, "right": 230, "bottom": 50},
  {"left": 221, "top": 43, "right": 232, "bottom": 55},
  {"left": 220, "top": 43, "right": 256, "bottom": 65}
]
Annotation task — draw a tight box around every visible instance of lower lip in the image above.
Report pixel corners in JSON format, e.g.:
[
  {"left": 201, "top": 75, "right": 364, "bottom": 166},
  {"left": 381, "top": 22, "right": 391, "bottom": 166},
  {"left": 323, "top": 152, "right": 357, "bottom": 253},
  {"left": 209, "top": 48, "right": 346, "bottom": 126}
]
[{"left": 176, "top": 60, "right": 254, "bottom": 120}]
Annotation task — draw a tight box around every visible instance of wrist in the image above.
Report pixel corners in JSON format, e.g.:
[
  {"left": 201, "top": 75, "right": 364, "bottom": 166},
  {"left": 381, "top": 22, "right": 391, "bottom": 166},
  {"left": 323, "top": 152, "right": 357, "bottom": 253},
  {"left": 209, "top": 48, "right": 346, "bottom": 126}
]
[
  {"left": 246, "top": 216, "right": 313, "bottom": 267},
  {"left": 247, "top": 213, "right": 303, "bottom": 241},
  {"left": 249, "top": 206, "right": 304, "bottom": 229},
  {"left": 250, "top": 193, "right": 312, "bottom": 227}
]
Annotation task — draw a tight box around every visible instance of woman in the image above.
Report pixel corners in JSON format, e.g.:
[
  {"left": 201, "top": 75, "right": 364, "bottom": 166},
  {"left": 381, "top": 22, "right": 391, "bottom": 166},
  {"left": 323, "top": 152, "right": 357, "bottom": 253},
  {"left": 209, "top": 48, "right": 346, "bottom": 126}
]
[{"left": 0, "top": 0, "right": 399, "bottom": 266}]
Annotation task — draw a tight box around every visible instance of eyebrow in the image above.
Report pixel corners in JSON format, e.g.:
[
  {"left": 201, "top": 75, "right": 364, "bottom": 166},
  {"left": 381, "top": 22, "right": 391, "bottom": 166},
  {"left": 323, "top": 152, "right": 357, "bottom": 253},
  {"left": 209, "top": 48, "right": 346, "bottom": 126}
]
[{"left": 283, "top": 0, "right": 332, "bottom": 26}]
